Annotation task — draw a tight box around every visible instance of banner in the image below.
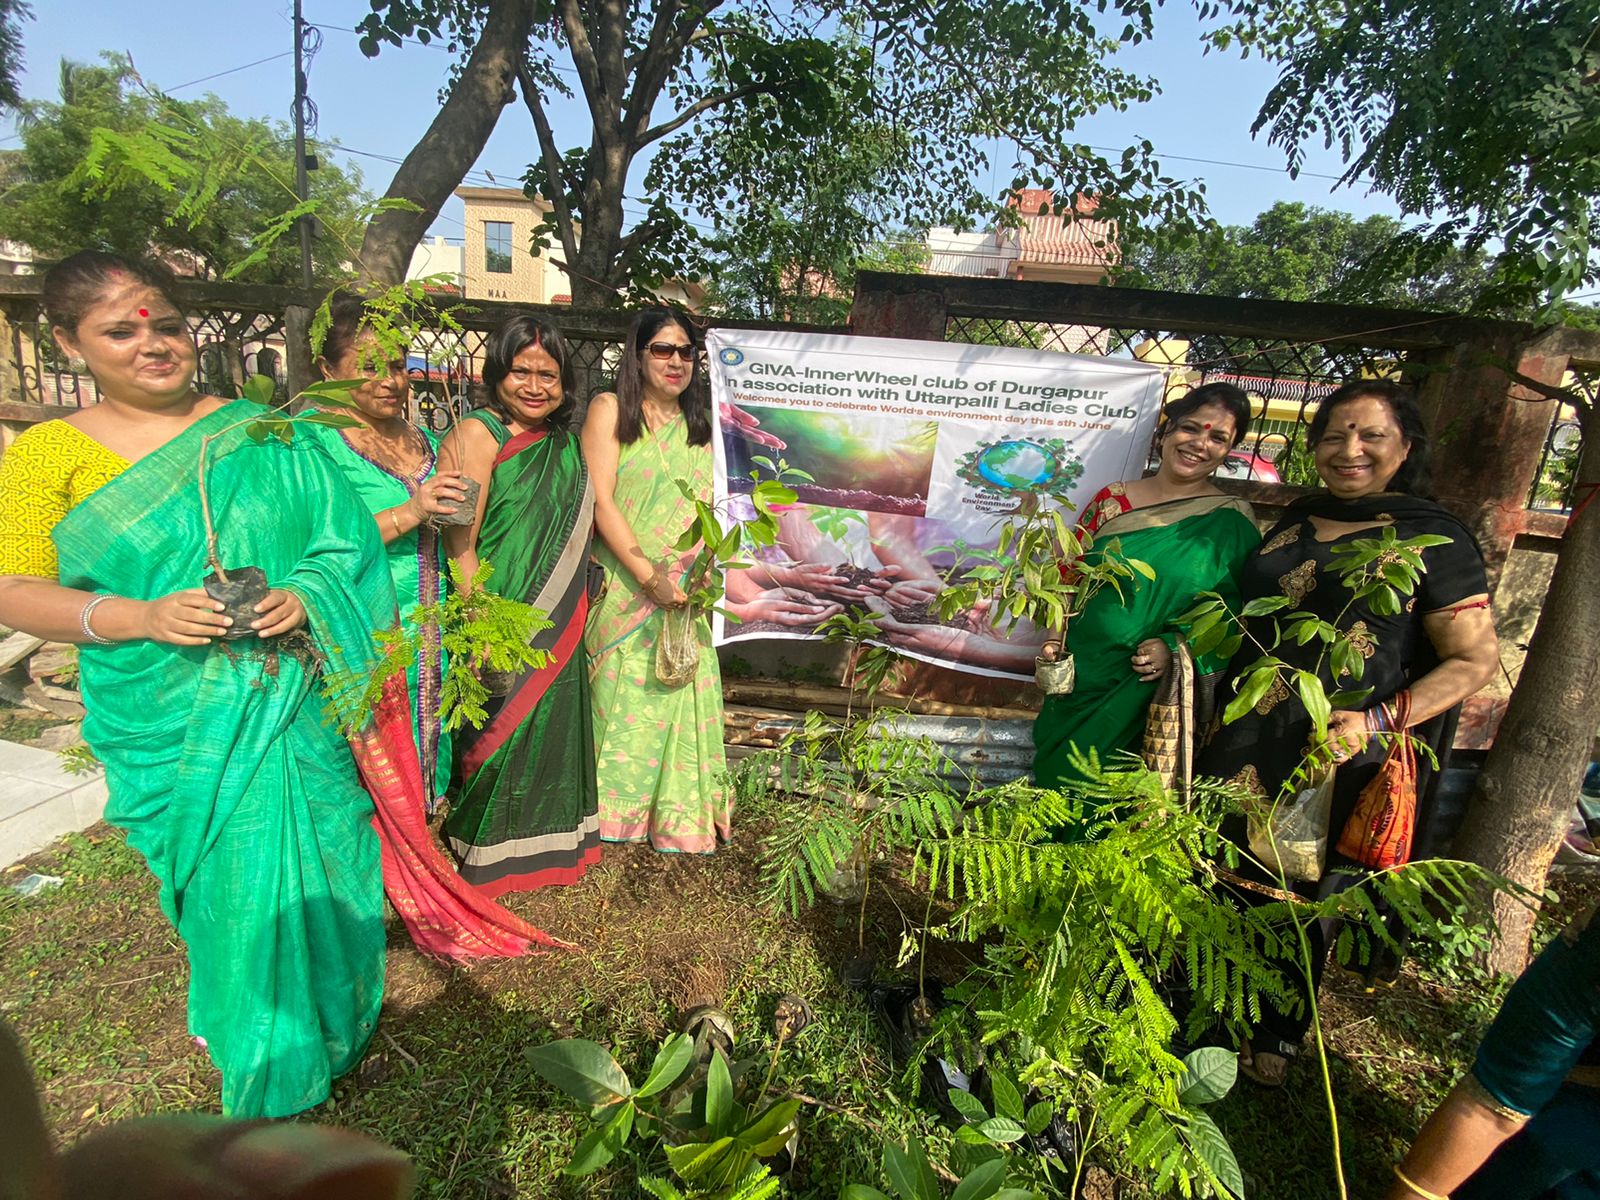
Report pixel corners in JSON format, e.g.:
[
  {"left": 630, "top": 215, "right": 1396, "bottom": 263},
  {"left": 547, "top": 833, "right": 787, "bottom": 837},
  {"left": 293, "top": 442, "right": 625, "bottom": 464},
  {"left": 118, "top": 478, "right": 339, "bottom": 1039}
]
[{"left": 707, "top": 330, "right": 1166, "bottom": 680}]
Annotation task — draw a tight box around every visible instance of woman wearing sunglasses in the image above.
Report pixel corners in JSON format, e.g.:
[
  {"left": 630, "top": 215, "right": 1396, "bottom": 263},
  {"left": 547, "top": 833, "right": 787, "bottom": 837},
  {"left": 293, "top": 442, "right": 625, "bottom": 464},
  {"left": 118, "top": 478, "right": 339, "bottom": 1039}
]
[{"left": 582, "top": 308, "right": 730, "bottom": 854}]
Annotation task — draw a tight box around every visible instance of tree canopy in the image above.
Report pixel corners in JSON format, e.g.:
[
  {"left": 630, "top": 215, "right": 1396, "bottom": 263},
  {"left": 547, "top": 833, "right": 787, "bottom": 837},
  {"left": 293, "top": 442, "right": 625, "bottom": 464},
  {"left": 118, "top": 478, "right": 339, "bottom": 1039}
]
[
  {"left": 1213, "top": 0, "right": 1600, "bottom": 308},
  {"left": 356, "top": 0, "right": 1207, "bottom": 305},
  {"left": 0, "top": 55, "right": 371, "bottom": 283},
  {"left": 1120, "top": 201, "right": 1516, "bottom": 312},
  {"left": 0, "top": 0, "right": 29, "bottom": 114}
]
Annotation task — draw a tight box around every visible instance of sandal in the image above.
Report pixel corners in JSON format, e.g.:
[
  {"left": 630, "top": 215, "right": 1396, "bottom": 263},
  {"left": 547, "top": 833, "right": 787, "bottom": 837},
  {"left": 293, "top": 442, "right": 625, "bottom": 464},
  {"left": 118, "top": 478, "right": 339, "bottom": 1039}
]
[{"left": 1239, "top": 1036, "right": 1297, "bottom": 1088}]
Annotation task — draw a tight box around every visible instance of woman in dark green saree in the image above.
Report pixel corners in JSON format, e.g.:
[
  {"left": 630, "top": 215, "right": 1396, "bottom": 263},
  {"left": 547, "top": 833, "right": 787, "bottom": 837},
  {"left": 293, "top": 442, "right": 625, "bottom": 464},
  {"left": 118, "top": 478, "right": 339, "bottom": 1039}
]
[
  {"left": 1033, "top": 383, "right": 1259, "bottom": 802},
  {"left": 439, "top": 315, "right": 601, "bottom": 896}
]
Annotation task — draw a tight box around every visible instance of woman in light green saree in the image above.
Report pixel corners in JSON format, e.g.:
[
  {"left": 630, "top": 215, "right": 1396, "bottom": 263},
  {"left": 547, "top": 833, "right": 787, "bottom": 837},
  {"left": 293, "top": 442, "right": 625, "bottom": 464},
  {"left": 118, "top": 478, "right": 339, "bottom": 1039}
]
[
  {"left": 1033, "top": 384, "right": 1260, "bottom": 807},
  {"left": 0, "top": 253, "right": 391, "bottom": 1118}
]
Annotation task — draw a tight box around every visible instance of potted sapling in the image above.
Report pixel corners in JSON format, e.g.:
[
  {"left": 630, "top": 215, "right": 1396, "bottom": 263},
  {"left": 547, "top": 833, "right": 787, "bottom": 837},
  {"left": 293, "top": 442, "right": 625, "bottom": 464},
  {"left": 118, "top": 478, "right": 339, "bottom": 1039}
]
[
  {"left": 937, "top": 452, "right": 1150, "bottom": 694},
  {"left": 197, "top": 373, "right": 364, "bottom": 637}
]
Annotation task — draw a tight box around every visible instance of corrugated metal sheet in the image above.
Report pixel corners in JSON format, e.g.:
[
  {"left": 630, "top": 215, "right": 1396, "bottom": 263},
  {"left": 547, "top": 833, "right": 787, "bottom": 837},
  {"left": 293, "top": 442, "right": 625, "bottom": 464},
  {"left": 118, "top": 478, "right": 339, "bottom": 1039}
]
[{"left": 725, "top": 706, "right": 1035, "bottom": 791}]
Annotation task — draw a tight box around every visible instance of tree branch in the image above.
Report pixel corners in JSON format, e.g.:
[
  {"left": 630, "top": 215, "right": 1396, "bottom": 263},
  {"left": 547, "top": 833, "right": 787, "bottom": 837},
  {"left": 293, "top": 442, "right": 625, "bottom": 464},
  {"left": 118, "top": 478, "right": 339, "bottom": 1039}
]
[
  {"left": 635, "top": 79, "right": 771, "bottom": 150},
  {"left": 554, "top": 0, "right": 613, "bottom": 144},
  {"left": 517, "top": 53, "right": 581, "bottom": 273}
]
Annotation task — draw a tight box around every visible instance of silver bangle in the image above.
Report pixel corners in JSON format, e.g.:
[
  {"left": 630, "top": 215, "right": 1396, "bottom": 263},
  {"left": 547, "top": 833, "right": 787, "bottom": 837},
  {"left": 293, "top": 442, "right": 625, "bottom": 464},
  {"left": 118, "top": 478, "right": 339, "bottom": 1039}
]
[{"left": 79, "top": 593, "right": 118, "bottom": 645}]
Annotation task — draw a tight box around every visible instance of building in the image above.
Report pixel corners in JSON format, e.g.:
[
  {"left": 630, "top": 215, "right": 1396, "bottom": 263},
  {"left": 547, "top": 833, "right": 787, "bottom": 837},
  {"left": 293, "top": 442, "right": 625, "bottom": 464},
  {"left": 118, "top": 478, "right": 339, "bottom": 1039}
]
[
  {"left": 406, "top": 235, "right": 465, "bottom": 295},
  {"left": 924, "top": 189, "right": 1118, "bottom": 285},
  {"left": 456, "top": 188, "right": 573, "bottom": 304}
]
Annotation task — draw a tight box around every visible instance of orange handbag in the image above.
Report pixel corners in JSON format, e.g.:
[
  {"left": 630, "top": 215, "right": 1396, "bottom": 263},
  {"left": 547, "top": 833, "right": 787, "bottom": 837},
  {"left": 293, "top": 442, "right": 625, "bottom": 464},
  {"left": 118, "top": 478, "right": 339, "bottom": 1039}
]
[{"left": 1336, "top": 690, "right": 1416, "bottom": 869}]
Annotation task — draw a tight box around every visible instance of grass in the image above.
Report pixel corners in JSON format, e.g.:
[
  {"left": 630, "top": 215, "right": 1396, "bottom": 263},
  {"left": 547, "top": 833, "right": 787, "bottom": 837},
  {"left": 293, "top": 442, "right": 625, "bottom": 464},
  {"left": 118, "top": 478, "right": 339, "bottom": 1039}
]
[{"left": 3, "top": 820, "right": 1595, "bottom": 1199}]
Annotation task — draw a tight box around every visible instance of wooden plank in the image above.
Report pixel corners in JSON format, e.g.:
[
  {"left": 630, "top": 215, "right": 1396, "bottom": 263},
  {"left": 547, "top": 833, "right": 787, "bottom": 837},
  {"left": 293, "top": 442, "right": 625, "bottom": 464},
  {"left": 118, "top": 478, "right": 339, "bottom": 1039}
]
[{"left": 722, "top": 678, "right": 1037, "bottom": 720}]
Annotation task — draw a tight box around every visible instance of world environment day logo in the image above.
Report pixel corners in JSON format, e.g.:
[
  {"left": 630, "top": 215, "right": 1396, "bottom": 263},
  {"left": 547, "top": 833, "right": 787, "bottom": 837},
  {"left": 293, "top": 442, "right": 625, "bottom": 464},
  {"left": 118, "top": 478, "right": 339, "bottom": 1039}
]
[{"left": 956, "top": 437, "right": 1085, "bottom": 511}]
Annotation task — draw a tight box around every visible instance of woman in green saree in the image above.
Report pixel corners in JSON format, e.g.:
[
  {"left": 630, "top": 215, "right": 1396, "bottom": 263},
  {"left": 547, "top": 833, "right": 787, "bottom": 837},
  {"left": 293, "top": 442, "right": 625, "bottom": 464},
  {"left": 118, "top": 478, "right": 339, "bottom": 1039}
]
[
  {"left": 1033, "top": 383, "right": 1260, "bottom": 800},
  {"left": 304, "top": 290, "right": 467, "bottom": 806},
  {"left": 0, "top": 252, "right": 390, "bottom": 1118},
  {"left": 438, "top": 315, "right": 601, "bottom": 895},
  {"left": 582, "top": 308, "right": 730, "bottom": 854}
]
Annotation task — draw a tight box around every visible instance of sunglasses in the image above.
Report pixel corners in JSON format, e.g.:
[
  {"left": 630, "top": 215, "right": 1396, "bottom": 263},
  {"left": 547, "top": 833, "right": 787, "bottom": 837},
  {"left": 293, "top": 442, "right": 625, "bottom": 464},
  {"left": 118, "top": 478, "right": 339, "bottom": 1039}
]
[{"left": 646, "top": 341, "right": 698, "bottom": 362}]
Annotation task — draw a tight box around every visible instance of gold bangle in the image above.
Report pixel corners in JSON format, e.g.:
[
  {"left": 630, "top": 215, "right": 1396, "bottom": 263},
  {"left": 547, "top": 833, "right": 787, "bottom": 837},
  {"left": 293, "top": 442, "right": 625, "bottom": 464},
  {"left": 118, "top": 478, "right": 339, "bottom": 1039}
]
[
  {"left": 1392, "top": 1164, "right": 1450, "bottom": 1200},
  {"left": 388, "top": 509, "right": 404, "bottom": 538}
]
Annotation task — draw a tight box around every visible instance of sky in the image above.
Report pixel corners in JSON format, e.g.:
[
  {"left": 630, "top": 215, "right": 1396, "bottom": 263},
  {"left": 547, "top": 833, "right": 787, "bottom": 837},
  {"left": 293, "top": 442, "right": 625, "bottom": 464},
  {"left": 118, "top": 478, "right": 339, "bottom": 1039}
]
[{"left": 5, "top": 0, "right": 1407, "bottom": 248}]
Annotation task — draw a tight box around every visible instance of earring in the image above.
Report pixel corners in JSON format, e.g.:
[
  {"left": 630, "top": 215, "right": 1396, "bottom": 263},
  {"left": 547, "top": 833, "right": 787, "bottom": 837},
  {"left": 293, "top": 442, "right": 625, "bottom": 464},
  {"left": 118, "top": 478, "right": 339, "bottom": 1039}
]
[{"left": 66, "top": 356, "right": 87, "bottom": 374}]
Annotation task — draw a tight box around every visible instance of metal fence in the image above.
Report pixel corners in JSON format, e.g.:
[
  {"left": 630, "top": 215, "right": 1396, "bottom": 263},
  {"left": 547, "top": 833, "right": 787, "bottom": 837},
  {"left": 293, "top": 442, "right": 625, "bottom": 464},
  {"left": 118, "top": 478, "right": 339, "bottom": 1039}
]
[{"left": 943, "top": 312, "right": 1405, "bottom": 488}]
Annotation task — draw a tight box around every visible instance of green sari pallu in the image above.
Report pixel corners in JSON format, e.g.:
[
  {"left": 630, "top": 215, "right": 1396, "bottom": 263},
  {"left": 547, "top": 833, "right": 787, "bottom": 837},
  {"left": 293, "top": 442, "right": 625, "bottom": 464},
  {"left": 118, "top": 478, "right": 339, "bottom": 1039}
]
[
  {"left": 52, "top": 401, "right": 391, "bottom": 1119},
  {"left": 445, "top": 411, "right": 602, "bottom": 896},
  {"left": 1033, "top": 495, "right": 1259, "bottom": 809}
]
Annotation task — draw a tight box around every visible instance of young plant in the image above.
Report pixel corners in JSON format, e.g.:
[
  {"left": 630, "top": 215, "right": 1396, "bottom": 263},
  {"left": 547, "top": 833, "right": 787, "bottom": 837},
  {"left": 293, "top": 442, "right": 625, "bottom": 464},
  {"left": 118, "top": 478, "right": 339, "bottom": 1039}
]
[
  {"left": 323, "top": 560, "right": 553, "bottom": 735},
  {"left": 524, "top": 1031, "right": 802, "bottom": 1200},
  {"left": 195, "top": 373, "right": 364, "bottom": 582},
  {"left": 673, "top": 477, "right": 797, "bottom": 614}
]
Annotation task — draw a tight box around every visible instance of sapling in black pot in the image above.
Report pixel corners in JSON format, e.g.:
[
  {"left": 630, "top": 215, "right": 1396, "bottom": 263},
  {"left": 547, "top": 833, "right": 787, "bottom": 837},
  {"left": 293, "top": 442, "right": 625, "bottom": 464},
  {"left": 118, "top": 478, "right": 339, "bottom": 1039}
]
[{"left": 196, "top": 373, "right": 363, "bottom": 638}]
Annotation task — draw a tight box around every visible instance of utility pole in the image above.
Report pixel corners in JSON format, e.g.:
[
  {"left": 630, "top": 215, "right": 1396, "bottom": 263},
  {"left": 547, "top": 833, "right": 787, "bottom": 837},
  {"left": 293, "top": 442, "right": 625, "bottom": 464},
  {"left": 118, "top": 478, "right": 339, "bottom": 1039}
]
[{"left": 292, "top": 0, "right": 314, "bottom": 288}]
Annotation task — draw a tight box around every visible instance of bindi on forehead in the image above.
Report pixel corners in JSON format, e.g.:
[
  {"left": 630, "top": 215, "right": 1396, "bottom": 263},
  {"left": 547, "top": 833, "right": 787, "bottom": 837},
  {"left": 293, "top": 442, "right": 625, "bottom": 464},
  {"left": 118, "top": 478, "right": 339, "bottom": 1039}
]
[{"left": 138, "top": 308, "right": 149, "bottom": 318}]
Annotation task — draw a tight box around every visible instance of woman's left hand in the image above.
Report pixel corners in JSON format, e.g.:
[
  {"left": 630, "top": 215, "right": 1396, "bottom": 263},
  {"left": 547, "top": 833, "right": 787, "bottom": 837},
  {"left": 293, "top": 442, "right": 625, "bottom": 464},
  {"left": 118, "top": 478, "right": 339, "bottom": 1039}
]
[
  {"left": 252, "top": 589, "right": 307, "bottom": 637},
  {"left": 1323, "top": 709, "right": 1371, "bottom": 763},
  {"left": 1131, "top": 638, "right": 1171, "bottom": 681}
]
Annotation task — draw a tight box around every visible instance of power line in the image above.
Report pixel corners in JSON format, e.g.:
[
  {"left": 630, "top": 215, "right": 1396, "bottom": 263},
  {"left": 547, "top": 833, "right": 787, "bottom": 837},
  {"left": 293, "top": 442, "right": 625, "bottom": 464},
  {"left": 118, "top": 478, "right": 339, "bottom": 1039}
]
[{"left": 168, "top": 51, "right": 294, "bottom": 93}]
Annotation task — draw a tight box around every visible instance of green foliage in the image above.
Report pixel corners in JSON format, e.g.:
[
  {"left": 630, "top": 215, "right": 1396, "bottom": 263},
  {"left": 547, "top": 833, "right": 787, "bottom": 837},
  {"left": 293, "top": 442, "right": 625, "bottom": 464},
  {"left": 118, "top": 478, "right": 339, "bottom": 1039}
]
[
  {"left": 0, "top": 54, "right": 369, "bottom": 283},
  {"left": 524, "top": 1031, "right": 802, "bottom": 1199},
  {"left": 1181, "top": 527, "right": 1448, "bottom": 740},
  {"left": 1120, "top": 201, "right": 1524, "bottom": 316},
  {"left": 676, "top": 477, "right": 798, "bottom": 616},
  {"left": 0, "top": 0, "right": 29, "bottom": 114},
  {"left": 1212, "top": 0, "right": 1600, "bottom": 309},
  {"left": 936, "top": 495, "right": 1151, "bottom": 643},
  {"left": 55, "top": 743, "right": 101, "bottom": 777},
  {"left": 324, "top": 560, "right": 553, "bottom": 736}
]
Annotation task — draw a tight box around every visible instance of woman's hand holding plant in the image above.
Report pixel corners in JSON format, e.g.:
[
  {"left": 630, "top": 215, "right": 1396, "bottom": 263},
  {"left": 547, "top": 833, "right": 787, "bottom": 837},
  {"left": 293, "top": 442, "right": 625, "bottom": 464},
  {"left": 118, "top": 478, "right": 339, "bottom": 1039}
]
[
  {"left": 140, "top": 589, "right": 233, "bottom": 645},
  {"left": 644, "top": 563, "right": 688, "bottom": 609},
  {"left": 251, "top": 589, "right": 307, "bottom": 637},
  {"left": 406, "top": 472, "right": 469, "bottom": 522},
  {"left": 1322, "top": 709, "right": 1372, "bottom": 763}
]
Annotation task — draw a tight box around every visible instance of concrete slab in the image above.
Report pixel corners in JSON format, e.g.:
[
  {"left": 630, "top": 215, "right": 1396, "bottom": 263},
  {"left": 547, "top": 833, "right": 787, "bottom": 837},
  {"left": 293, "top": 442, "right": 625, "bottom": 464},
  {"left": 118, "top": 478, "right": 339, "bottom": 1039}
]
[{"left": 0, "top": 739, "right": 108, "bottom": 868}]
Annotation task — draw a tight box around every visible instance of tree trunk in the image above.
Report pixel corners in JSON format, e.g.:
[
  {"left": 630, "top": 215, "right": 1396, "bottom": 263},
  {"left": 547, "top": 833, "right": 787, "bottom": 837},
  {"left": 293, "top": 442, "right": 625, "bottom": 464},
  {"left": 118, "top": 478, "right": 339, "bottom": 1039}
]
[
  {"left": 1454, "top": 393, "right": 1600, "bottom": 975},
  {"left": 355, "top": 0, "right": 532, "bottom": 286}
]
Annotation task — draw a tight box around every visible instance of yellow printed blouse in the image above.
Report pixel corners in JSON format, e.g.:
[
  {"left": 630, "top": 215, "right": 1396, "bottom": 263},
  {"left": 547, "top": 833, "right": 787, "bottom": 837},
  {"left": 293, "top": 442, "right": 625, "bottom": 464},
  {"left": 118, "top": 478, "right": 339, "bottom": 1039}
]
[{"left": 0, "top": 421, "right": 130, "bottom": 578}]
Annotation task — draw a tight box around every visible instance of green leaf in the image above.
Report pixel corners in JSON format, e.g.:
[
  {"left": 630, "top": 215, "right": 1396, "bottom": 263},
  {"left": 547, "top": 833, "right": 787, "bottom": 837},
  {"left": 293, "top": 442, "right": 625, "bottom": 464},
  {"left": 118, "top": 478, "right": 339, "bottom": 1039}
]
[
  {"left": 1178, "top": 1046, "right": 1238, "bottom": 1105},
  {"left": 951, "top": 1158, "right": 1008, "bottom": 1200},
  {"left": 298, "top": 410, "right": 361, "bottom": 428},
  {"left": 241, "top": 373, "right": 276, "bottom": 406},
  {"left": 736, "top": 1098, "right": 801, "bottom": 1156},
  {"left": 975, "top": 1116, "right": 1026, "bottom": 1144},
  {"left": 988, "top": 1072, "right": 1024, "bottom": 1122},
  {"left": 843, "top": 1189, "right": 895, "bottom": 1200},
  {"left": 245, "top": 421, "right": 272, "bottom": 443},
  {"left": 565, "top": 1099, "right": 634, "bottom": 1175},
  {"left": 1240, "top": 595, "right": 1293, "bottom": 617},
  {"left": 949, "top": 1088, "right": 990, "bottom": 1124},
  {"left": 665, "top": 1135, "right": 740, "bottom": 1183},
  {"left": 1024, "top": 1099, "right": 1054, "bottom": 1136},
  {"left": 884, "top": 1139, "right": 941, "bottom": 1200},
  {"left": 524, "top": 1039, "right": 632, "bottom": 1105},
  {"left": 704, "top": 1050, "right": 733, "bottom": 1136},
  {"left": 1296, "top": 670, "right": 1332, "bottom": 736},
  {"left": 1185, "top": 1108, "right": 1245, "bottom": 1198},
  {"left": 1223, "top": 666, "right": 1277, "bottom": 724},
  {"left": 1128, "top": 556, "right": 1156, "bottom": 581},
  {"left": 635, "top": 1033, "right": 694, "bottom": 1099}
]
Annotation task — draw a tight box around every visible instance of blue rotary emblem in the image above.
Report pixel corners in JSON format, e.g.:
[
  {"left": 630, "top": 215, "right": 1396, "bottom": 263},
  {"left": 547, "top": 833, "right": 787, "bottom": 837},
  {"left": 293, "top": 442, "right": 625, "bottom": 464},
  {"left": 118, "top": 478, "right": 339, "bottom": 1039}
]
[{"left": 718, "top": 347, "right": 745, "bottom": 366}]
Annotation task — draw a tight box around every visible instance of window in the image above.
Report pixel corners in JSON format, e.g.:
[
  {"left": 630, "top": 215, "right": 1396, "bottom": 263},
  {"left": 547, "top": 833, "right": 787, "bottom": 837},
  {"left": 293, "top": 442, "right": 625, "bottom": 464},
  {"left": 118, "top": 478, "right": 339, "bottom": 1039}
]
[{"left": 484, "top": 221, "right": 513, "bottom": 274}]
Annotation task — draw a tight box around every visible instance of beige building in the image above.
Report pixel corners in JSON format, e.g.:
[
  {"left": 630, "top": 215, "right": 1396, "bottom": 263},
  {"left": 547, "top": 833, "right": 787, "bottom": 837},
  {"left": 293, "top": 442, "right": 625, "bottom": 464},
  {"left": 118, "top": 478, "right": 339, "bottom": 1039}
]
[{"left": 456, "top": 188, "right": 573, "bottom": 304}]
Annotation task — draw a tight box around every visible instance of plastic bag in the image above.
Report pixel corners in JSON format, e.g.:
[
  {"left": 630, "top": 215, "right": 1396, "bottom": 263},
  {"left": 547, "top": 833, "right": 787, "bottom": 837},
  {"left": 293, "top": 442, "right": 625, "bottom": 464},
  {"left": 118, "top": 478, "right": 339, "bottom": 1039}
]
[
  {"left": 1248, "top": 768, "right": 1334, "bottom": 883},
  {"left": 654, "top": 604, "right": 699, "bottom": 687}
]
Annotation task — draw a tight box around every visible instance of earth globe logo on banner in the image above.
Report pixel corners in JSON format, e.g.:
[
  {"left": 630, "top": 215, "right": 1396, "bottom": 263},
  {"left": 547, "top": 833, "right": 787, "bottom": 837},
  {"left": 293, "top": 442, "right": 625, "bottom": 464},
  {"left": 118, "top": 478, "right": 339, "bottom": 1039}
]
[
  {"left": 718, "top": 347, "right": 745, "bottom": 366},
  {"left": 957, "top": 437, "right": 1085, "bottom": 514}
]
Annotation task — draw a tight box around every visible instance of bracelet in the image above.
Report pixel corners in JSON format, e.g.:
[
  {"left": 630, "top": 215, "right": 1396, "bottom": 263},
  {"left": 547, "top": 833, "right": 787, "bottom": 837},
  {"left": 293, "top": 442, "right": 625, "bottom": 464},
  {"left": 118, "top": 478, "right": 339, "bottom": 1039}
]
[
  {"left": 1392, "top": 1164, "right": 1450, "bottom": 1200},
  {"left": 79, "top": 593, "right": 118, "bottom": 645},
  {"left": 388, "top": 509, "right": 404, "bottom": 538}
]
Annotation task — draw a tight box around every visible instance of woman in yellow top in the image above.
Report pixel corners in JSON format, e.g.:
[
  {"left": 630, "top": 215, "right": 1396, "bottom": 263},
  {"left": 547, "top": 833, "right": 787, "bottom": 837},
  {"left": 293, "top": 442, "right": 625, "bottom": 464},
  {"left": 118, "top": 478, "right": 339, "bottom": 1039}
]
[{"left": 0, "top": 251, "right": 395, "bottom": 1117}]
